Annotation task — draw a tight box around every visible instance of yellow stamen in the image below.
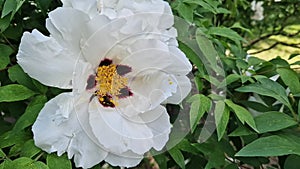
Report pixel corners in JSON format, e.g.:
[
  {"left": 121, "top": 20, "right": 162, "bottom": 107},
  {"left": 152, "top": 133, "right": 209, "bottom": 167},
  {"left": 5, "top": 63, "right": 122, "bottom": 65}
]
[{"left": 95, "top": 64, "right": 128, "bottom": 105}]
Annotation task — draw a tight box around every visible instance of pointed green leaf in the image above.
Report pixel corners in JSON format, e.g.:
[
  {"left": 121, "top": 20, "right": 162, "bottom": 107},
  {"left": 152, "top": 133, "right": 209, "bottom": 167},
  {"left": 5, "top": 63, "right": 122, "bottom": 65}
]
[
  {"left": 277, "top": 67, "right": 300, "bottom": 94},
  {"left": 207, "top": 27, "right": 245, "bottom": 42},
  {"left": 229, "top": 126, "right": 255, "bottom": 137},
  {"left": 13, "top": 95, "right": 47, "bottom": 131},
  {"left": 1, "top": 0, "right": 16, "bottom": 18},
  {"left": 20, "top": 140, "right": 41, "bottom": 158},
  {"left": 215, "top": 101, "right": 230, "bottom": 140},
  {"left": 4, "top": 157, "right": 49, "bottom": 169},
  {"left": 169, "top": 147, "right": 185, "bottom": 169},
  {"left": 255, "top": 111, "right": 297, "bottom": 133},
  {"left": 153, "top": 154, "right": 167, "bottom": 169},
  {"left": 236, "top": 133, "right": 300, "bottom": 157},
  {"left": 0, "top": 84, "right": 36, "bottom": 102},
  {"left": 189, "top": 94, "right": 212, "bottom": 132},
  {"left": 225, "top": 100, "right": 257, "bottom": 131},
  {"left": 0, "top": 149, "right": 5, "bottom": 158},
  {"left": 196, "top": 29, "right": 224, "bottom": 75},
  {"left": 47, "top": 154, "right": 71, "bottom": 169},
  {"left": 0, "top": 44, "right": 13, "bottom": 69},
  {"left": 236, "top": 77, "right": 291, "bottom": 109}
]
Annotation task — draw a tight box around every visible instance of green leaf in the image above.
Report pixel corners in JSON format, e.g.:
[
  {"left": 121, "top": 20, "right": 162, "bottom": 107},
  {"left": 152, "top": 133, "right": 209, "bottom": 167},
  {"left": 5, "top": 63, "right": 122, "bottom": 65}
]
[
  {"left": 3, "top": 157, "right": 48, "bottom": 169},
  {"left": 177, "top": 139, "right": 201, "bottom": 155},
  {"left": 236, "top": 77, "right": 291, "bottom": 110},
  {"left": 193, "top": 139, "right": 226, "bottom": 168},
  {"left": 277, "top": 67, "right": 300, "bottom": 94},
  {"left": 218, "top": 74, "right": 240, "bottom": 89},
  {"left": 229, "top": 126, "right": 255, "bottom": 137},
  {"left": 47, "top": 154, "right": 72, "bottom": 169},
  {"left": 236, "top": 133, "right": 300, "bottom": 157},
  {"left": 0, "top": 130, "right": 30, "bottom": 148},
  {"left": 12, "top": 95, "right": 47, "bottom": 131},
  {"left": 196, "top": 29, "right": 224, "bottom": 75},
  {"left": 153, "top": 154, "right": 167, "bottom": 169},
  {"left": 284, "top": 155, "right": 300, "bottom": 169},
  {"left": 214, "top": 101, "right": 230, "bottom": 140},
  {"left": 20, "top": 140, "right": 41, "bottom": 158},
  {"left": 0, "top": 149, "right": 5, "bottom": 158},
  {"left": 168, "top": 147, "right": 185, "bottom": 169},
  {"left": 177, "top": 2, "right": 194, "bottom": 22},
  {"left": 0, "top": 84, "right": 36, "bottom": 102},
  {"left": 289, "top": 53, "right": 300, "bottom": 60},
  {"left": 207, "top": 27, "right": 245, "bottom": 43},
  {"left": 8, "top": 65, "right": 35, "bottom": 89},
  {"left": 255, "top": 111, "right": 297, "bottom": 133},
  {"left": 188, "top": 94, "right": 212, "bottom": 133},
  {"left": 184, "top": 0, "right": 216, "bottom": 14},
  {"left": 225, "top": 100, "right": 257, "bottom": 131},
  {"left": 0, "top": 44, "right": 13, "bottom": 69},
  {"left": 1, "top": 0, "right": 16, "bottom": 18},
  {"left": 0, "top": 14, "right": 10, "bottom": 32}
]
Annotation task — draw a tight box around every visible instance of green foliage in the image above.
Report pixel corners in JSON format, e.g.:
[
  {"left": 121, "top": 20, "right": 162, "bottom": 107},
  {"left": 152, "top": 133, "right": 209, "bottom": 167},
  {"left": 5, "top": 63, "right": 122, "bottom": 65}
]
[{"left": 0, "top": 0, "right": 299, "bottom": 169}]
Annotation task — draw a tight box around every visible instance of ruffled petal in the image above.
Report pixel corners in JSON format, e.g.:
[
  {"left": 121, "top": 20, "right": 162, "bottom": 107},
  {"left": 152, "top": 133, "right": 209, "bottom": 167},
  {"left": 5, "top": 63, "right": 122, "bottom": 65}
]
[
  {"left": 88, "top": 99, "right": 171, "bottom": 154},
  {"left": 32, "top": 92, "right": 108, "bottom": 169},
  {"left": 165, "top": 75, "right": 192, "bottom": 104},
  {"left": 119, "top": 39, "right": 191, "bottom": 76},
  {"left": 46, "top": 7, "right": 90, "bottom": 55},
  {"left": 61, "top": 0, "right": 98, "bottom": 18},
  {"left": 105, "top": 151, "right": 143, "bottom": 168},
  {"left": 118, "top": 70, "right": 177, "bottom": 115},
  {"left": 17, "top": 30, "right": 75, "bottom": 89}
]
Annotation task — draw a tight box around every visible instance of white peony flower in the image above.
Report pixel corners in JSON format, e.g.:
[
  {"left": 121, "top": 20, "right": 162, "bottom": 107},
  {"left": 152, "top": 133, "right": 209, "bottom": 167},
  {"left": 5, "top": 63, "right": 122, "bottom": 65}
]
[
  {"left": 251, "top": 1, "right": 264, "bottom": 21},
  {"left": 17, "top": 0, "right": 192, "bottom": 168}
]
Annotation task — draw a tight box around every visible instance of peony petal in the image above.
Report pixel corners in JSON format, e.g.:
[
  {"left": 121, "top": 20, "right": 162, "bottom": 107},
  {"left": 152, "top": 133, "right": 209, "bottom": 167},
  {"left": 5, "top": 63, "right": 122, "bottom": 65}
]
[
  {"left": 119, "top": 39, "right": 192, "bottom": 76},
  {"left": 138, "top": 105, "right": 171, "bottom": 150},
  {"left": 17, "top": 30, "right": 75, "bottom": 89},
  {"left": 89, "top": 98, "right": 170, "bottom": 154},
  {"left": 46, "top": 7, "right": 90, "bottom": 55},
  {"left": 165, "top": 75, "right": 192, "bottom": 104},
  {"left": 119, "top": 70, "right": 177, "bottom": 115},
  {"left": 32, "top": 92, "right": 108, "bottom": 169},
  {"left": 105, "top": 151, "right": 143, "bottom": 168},
  {"left": 72, "top": 59, "right": 95, "bottom": 93},
  {"left": 81, "top": 17, "right": 127, "bottom": 68},
  {"left": 167, "top": 46, "right": 193, "bottom": 75},
  {"left": 61, "top": 0, "right": 98, "bottom": 18}
]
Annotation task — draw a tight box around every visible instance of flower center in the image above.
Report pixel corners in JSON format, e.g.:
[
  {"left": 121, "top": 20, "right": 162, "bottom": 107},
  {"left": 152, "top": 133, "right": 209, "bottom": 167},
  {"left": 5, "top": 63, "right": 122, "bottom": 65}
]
[{"left": 94, "top": 59, "right": 132, "bottom": 108}]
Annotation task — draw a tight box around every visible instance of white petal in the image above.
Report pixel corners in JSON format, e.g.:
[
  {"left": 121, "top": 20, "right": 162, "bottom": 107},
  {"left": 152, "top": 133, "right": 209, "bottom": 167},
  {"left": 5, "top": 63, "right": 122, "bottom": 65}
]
[
  {"left": 89, "top": 98, "right": 153, "bottom": 154},
  {"left": 61, "top": 0, "right": 98, "bottom": 18},
  {"left": 138, "top": 105, "right": 171, "bottom": 150},
  {"left": 72, "top": 59, "right": 95, "bottom": 94},
  {"left": 105, "top": 151, "right": 143, "bottom": 168},
  {"left": 165, "top": 75, "right": 192, "bottom": 104},
  {"left": 32, "top": 92, "right": 108, "bottom": 169},
  {"left": 120, "top": 39, "right": 192, "bottom": 76},
  {"left": 89, "top": 99, "right": 171, "bottom": 154},
  {"left": 81, "top": 17, "right": 127, "bottom": 68},
  {"left": 17, "top": 30, "right": 75, "bottom": 89},
  {"left": 168, "top": 46, "right": 193, "bottom": 75},
  {"left": 119, "top": 70, "right": 177, "bottom": 115},
  {"left": 46, "top": 7, "right": 90, "bottom": 55}
]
